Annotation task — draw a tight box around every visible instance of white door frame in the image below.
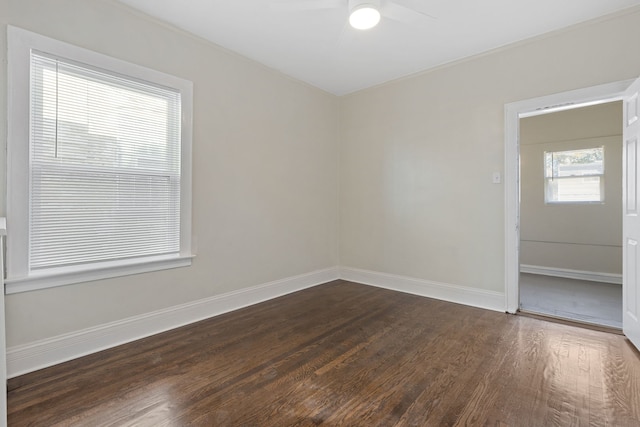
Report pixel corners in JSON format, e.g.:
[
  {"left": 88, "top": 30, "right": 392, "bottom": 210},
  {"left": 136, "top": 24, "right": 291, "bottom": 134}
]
[{"left": 504, "top": 80, "right": 634, "bottom": 313}]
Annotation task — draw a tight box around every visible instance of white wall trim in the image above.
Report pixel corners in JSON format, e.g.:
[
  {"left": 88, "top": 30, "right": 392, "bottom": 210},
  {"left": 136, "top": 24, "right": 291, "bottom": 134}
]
[
  {"left": 5, "top": 255, "right": 195, "bottom": 294},
  {"left": 340, "top": 267, "right": 505, "bottom": 313},
  {"left": 7, "top": 266, "right": 513, "bottom": 377},
  {"left": 520, "top": 264, "right": 622, "bottom": 284},
  {"left": 6, "top": 267, "right": 339, "bottom": 378}
]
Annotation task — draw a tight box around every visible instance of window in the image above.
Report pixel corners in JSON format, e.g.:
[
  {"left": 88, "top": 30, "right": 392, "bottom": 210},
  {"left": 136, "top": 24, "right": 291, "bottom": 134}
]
[
  {"left": 544, "top": 147, "right": 604, "bottom": 204},
  {"left": 7, "top": 27, "right": 193, "bottom": 293}
]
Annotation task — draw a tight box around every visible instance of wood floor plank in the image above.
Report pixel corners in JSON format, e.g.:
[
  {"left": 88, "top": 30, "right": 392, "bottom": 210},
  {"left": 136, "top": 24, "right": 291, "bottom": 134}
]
[{"left": 8, "top": 280, "right": 640, "bottom": 426}]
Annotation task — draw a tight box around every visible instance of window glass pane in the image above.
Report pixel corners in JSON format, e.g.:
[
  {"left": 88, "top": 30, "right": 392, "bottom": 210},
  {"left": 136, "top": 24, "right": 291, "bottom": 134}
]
[
  {"left": 546, "top": 176, "right": 602, "bottom": 203},
  {"left": 544, "top": 147, "right": 604, "bottom": 178},
  {"left": 33, "top": 55, "right": 180, "bottom": 174},
  {"left": 30, "top": 52, "right": 182, "bottom": 270}
]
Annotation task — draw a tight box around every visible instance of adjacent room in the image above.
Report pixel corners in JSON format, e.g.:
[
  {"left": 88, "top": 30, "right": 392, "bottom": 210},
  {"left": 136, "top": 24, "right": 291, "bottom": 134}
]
[
  {"left": 2, "top": 0, "right": 640, "bottom": 425},
  {"left": 519, "top": 102, "right": 624, "bottom": 329}
]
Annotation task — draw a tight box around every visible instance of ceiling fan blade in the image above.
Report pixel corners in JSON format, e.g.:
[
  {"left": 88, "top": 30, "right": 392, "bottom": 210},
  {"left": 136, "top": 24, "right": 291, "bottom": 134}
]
[
  {"left": 271, "top": 0, "right": 344, "bottom": 11},
  {"left": 383, "top": 0, "right": 437, "bottom": 22}
]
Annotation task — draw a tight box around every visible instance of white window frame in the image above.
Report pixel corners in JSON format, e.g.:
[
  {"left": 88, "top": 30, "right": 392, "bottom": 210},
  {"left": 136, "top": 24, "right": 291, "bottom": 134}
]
[
  {"left": 543, "top": 147, "right": 605, "bottom": 205},
  {"left": 6, "top": 26, "right": 194, "bottom": 294}
]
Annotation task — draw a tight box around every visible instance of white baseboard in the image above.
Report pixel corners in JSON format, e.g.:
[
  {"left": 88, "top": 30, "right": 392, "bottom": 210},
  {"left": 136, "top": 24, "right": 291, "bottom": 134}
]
[
  {"left": 339, "top": 267, "right": 505, "bottom": 313},
  {"left": 7, "top": 267, "right": 340, "bottom": 378},
  {"left": 7, "top": 266, "right": 509, "bottom": 378},
  {"left": 519, "top": 264, "right": 622, "bottom": 284}
]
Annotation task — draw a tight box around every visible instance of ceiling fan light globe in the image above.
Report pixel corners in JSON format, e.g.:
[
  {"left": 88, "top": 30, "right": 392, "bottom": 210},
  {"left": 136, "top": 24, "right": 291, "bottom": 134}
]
[{"left": 349, "top": 5, "right": 381, "bottom": 30}]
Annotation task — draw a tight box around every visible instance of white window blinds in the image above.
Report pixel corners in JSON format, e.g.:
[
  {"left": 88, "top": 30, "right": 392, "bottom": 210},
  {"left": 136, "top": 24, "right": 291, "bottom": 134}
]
[{"left": 29, "top": 52, "right": 182, "bottom": 270}]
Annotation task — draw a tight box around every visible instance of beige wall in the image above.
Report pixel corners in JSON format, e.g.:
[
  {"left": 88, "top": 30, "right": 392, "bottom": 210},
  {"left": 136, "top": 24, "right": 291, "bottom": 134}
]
[
  {"left": 339, "top": 9, "right": 640, "bottom": 293},
  {"left": 3, "top": 0, "right": 640, "bottom": 350},
  {"left": 520, "top": 102, "right": 622, "bottom": 274},
  {"left": 1, "top": 0, "right": 339, "bottom": 346}
]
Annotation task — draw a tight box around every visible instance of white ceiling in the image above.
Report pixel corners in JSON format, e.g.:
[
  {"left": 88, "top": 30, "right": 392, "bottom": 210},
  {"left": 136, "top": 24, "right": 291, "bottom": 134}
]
[{"left": 117, "top": 0, "right": 640, "bottom": 95}]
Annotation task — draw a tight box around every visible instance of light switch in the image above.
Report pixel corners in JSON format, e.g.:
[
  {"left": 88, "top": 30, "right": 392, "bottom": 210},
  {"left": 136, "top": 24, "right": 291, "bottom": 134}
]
[{"left": 492, "top": 172, "right": 502, "bottom": 184}]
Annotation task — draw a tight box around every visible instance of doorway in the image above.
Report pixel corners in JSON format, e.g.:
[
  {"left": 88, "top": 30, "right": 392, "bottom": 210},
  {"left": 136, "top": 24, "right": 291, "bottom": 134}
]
[
  {"left": 504, "top": 80, "right": 635, "bottom": 315},
  {"left": 518, "top": 102, "right": 623, "bottom": 328}
]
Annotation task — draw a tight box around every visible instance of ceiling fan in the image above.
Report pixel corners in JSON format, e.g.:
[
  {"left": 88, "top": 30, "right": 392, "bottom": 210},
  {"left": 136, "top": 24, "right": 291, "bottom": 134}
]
[{"left": 273, "top": 0, "right": 436, "bottom": 30}]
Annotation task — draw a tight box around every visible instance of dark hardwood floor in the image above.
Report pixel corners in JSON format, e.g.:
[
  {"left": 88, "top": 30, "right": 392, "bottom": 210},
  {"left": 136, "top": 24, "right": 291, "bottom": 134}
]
[{"left": 8, "top": 280, "right": 640, "bottom": 426}]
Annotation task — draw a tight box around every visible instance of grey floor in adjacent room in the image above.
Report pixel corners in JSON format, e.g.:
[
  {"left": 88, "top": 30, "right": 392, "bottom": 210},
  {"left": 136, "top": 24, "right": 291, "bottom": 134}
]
[{"left": 519, "top": 273, "right": 622, "bottom": 329}]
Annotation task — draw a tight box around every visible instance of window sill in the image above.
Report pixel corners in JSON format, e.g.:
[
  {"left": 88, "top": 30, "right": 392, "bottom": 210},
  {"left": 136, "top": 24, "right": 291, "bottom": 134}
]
[
  {"left": 5, "top": 254, "right": 194, "bottom": 294},
  {"left": 544, "top": 201, "right": 605, "bottom": 205}
]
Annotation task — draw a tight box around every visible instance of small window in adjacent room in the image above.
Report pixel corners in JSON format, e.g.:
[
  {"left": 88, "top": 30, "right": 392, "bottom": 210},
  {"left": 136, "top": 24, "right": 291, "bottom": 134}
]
[
  {"left": 544, "top": 147, "right": 604, "bottom": 204},
  {"left": 7, "top": 27, "right": 193, "bottom": 293}
]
